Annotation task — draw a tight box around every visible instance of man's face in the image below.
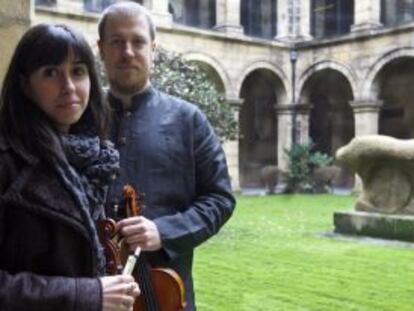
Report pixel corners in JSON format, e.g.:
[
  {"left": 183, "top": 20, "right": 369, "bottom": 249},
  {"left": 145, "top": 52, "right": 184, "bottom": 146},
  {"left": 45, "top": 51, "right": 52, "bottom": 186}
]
[{"left": 99, "top": 13, "right": 155, "bottom": 95}]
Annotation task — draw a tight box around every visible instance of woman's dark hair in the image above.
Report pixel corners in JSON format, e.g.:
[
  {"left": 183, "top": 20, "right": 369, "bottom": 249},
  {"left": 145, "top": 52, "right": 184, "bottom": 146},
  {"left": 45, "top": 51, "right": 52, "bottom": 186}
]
[{"left": 0, "top": 23, "right": 109, "bottom": 161}]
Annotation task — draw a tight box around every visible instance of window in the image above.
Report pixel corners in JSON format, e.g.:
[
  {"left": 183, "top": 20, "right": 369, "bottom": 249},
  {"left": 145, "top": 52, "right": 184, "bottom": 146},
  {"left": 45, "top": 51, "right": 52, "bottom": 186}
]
[
  {"left": 311, "top": 0, "right": 354, "bottom": 38},
  {"left": 169, "top": 0, "right": 216, "bottom": 29},
  {"left": 35, "top": 0, "right": 56, "bottom": 6},
  {"left": 84, "top": 0, "right": 114, "bottom": 13},
  {"left": 241, "top": 0, "right": 277, "bottom": 39},
  {"left": 381, "top": 0, "right": 414, "bottom": 27}
]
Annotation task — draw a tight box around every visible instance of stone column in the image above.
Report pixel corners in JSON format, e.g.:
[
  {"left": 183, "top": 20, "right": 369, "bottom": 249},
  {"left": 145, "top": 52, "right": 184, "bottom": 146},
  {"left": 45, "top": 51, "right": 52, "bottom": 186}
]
[
  {"left": 350, "top": 100, "right": 383, "bottom": 136},
  {"left": 298, "top": 0, "right": 312, "bottom": 40},
  {"left": 296, "top": 102, "right": 312, "bottom": 144},
  {"left": 350, "top": 99, "right": 383, "bottom": 193},
  {"left": 147, "top": 0, "right": 173, "bottom": 27},
  {"left": 222, "top": 98, "right": 243, "bottom": 191},
  {"left": 0, "top": 0, "right": 32, "bottom": 84},
  {"left": 275, "top": 104, "right": 294, "bottom": 171},
  {"left": 277, "top": 0, "right": 311, "bottom": 41},
  {"left": 214, "top": 0, "right": 243, "bottom": 34},
  {"left": 351, "top": 0, "right": 382, "bottom": 32},
  {"left": 276, "top": 0, "right": 290, "bottom": 40}
]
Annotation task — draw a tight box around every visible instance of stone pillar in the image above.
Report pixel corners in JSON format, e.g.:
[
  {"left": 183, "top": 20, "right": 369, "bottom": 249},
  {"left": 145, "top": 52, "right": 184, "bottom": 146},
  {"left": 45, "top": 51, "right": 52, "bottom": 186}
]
[
  {"left": 222, "top": 98, "right": 243, "bottom": 191},
  {"left": 296, "top": 103, "right": 312, "bottom": 144},
  {"left": 214, "top": 0, "right": 243, "bottom": 34},
  {"left": 350, "top": 100, "right": 383, "bottom": 136},
  {"left": 351, "top": 0, "right": 382, "bottom": 32},
  {"left": 276, "top": 0, "right": 289, "bottom": 39},
  {"left": 147, "top": 0, "right": 173, "bottom": 27},
  {"left": 0, "top": 0, "right": 32, "bottom": 84},
  {"left": 277, "top": 0, "right": 311, "bottom": 41},
  {"left": 350, "top": 99, "right": 383, "bottom": 193},
  {"left": 275, "top": 104, "right": 294, "bottom": 171},
  {"left": 298, "top": 0, "right": 312, "bottom": 40}
]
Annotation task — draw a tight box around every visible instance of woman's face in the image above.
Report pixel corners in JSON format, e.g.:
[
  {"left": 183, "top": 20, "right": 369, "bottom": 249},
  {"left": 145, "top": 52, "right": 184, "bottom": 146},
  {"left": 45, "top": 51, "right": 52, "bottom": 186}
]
[{"left": 25, "top": 52, "right": 90, "bottom": 133}]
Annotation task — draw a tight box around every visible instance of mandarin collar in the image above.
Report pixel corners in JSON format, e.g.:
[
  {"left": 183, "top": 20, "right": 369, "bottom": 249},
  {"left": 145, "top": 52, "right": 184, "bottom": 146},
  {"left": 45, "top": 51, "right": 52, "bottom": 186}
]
[{"left": 108, "top": 86, "right": 155, "bottom": 113}]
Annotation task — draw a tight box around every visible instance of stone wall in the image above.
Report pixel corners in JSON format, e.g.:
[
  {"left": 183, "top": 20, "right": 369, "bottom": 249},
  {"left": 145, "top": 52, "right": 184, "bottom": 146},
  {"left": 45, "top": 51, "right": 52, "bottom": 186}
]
[{"left": 0, "top": 0, "right": 32, "bottom": 84}]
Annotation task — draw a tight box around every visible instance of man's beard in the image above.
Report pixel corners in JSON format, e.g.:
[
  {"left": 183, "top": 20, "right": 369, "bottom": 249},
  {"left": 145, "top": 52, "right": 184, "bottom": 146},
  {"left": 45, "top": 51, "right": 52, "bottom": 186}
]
[{"left": 109, "top": 77, "right": 147, "bottom": 95}]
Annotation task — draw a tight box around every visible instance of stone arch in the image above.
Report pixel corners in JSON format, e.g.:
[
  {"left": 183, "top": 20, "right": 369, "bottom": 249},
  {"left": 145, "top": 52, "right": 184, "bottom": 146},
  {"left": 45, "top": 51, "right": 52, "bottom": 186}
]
[
  {"left": 363, "top": 47, "right": 414, "bottom": 99},
  {"left": 182, "top": 51, "right": 231, "bottom": 97},
  {"left": 299, "top": 60, "right": 356, "bottom": 188},
  {"left": 366, "top": 48, "right": 414, "bottom": 139},
  {"left": 298, "top": 60, "right": 358, "bottom": 101},
  {"left": 236, "top": 60, "right": 288, "bottom": 104},
  {"left": 237, "top": 63, "right": 287, "bottom": 188}
]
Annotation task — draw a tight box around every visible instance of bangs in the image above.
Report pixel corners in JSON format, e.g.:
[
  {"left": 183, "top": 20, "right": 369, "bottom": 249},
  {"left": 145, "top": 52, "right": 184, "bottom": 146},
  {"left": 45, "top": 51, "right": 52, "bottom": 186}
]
[{"left": 21, "top": 24, "right": 92, "bottom": 74}]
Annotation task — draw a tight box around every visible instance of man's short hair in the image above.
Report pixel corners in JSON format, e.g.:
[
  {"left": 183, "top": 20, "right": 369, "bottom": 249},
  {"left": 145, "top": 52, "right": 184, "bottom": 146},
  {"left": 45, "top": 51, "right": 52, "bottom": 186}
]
[{"left": 98, "top": 1, "right": 156, "bottom": 41}]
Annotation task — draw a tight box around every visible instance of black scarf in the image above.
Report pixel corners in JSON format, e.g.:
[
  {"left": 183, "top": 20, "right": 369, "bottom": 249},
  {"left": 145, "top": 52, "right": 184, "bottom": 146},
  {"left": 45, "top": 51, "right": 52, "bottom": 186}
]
[{"left": 53, "top": 134, "right": 119, "bottom": 275}]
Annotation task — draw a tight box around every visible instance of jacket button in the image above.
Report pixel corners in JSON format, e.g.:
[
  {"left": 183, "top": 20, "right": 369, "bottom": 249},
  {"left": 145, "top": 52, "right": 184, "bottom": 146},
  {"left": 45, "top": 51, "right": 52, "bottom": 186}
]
[{"left": 119, "top": 137, "right": 127, "bottom": 145}]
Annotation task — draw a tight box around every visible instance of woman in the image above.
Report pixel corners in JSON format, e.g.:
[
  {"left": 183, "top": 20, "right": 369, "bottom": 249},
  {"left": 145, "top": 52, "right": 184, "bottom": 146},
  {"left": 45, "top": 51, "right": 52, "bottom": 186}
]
[{"left": 0, "top": 24, "right": 139, "bottom": 310}]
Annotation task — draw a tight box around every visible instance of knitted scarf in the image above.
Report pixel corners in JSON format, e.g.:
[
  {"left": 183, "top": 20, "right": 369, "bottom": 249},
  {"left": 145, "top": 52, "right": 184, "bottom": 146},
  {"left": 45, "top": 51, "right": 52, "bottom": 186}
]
[{"left": 52, "top": 134, "right": 119, "bottom": 275}]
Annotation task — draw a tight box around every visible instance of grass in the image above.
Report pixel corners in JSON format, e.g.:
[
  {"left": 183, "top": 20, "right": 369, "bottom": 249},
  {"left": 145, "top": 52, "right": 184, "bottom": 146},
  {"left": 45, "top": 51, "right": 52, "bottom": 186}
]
[{"left": 193, "top": 195, "right": 414, "bottom": 311}]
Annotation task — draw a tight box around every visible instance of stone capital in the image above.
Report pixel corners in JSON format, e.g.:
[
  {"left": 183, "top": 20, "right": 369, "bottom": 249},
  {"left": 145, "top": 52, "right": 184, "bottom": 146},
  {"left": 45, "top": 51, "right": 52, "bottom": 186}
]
[
  {"left": 225, "top": 97, "right": 244, "bottom": 110},
  {"left": 350, "top": 99, "right": 383, "bottom": 113},
  {"left": 275, "top": 102, "right": 311, "bottom": 113}
]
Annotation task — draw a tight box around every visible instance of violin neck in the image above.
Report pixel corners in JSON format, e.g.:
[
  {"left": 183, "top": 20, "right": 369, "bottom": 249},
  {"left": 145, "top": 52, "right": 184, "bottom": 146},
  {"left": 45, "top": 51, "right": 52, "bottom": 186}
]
[{"left": 135, "top": 254, "right": 160, "bottom": 311}]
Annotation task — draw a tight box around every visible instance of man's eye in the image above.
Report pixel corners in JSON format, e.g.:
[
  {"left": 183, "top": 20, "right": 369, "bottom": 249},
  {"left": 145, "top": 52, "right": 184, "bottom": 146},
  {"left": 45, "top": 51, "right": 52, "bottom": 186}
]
[
  {"left": 133, "top": 39, "right": 145, "bottom": 47},
  {"left": 110, "top": 39, "right": 123, "bottom": 46}
]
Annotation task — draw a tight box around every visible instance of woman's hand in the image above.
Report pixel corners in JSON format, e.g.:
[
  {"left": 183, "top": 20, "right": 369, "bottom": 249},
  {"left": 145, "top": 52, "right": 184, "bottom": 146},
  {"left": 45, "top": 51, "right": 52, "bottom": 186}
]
[{"left": 100, "top": 275, "right": 140, "bottom": 311}]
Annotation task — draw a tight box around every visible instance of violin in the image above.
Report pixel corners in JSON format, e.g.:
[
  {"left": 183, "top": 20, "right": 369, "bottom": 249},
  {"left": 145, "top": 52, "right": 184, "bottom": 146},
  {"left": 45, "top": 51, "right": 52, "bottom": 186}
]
[{"left": 98, "top": 184, "right": 186, "bottom": 311}]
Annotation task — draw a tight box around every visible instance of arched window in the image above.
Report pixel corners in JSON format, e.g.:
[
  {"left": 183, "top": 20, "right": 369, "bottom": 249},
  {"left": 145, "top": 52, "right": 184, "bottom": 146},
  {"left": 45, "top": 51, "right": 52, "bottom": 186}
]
[
  {"left": 241, "top": 0, "right": 277, "bottom": 39},
  {"left": 169, "top": 0, "right": 216, "bottom": 29},
  {"left": 311, "top": 0, "right": 354, "bottom": 38},
  {"left": 381, "top": 0, "right": 414, "bottom": 27}
]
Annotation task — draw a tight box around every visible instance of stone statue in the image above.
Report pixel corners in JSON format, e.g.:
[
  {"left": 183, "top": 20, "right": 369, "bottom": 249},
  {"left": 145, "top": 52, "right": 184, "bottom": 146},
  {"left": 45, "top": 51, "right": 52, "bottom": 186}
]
[{"left": 336, "top": 135, "right": 414, "bottom": 215}]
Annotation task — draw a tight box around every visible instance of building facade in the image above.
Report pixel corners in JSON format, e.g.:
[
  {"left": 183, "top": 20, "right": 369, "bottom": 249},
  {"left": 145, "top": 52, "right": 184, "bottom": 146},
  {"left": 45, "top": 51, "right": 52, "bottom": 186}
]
[{"left": 2, "top": 0, "right": 414, "bottom": 190}]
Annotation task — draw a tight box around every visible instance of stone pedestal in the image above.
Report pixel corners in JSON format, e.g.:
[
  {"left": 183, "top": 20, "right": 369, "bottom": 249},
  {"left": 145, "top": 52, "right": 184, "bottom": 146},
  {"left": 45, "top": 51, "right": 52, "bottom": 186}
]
[
  {"left": 334, "top": 135, "right": 414, "bottom": 242},
  {"left": 334, "top": 211, "right": 414, "bottom": 242}
]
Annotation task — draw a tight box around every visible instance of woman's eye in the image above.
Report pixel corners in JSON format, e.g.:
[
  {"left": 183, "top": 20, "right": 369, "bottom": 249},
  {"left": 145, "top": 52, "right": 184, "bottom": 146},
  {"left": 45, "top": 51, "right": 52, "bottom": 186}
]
[
  {"left": 42, "top": 67, "right": 58, "bottom": 78},
  {"left": 73, "top": 65, "right": 88, "bottom": 77}
]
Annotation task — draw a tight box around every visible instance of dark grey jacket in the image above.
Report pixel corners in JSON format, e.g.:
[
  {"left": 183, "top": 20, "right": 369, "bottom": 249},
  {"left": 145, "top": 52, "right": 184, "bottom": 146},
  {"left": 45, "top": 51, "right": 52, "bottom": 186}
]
[
  {"left": 0, "top": 140, "right": 102, "bottom": 311},
  {"left": 107, "top": 87, "right": 236, "bottom": 310}
]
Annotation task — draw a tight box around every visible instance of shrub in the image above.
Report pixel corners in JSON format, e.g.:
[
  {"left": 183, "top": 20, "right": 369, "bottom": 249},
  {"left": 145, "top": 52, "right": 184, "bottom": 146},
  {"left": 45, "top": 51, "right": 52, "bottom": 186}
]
[
  {"left": 152, "top": 48, "right": 238, "bottom": 142},
  {"left": 284, "top": 141, "right": 334, "bottom": 193}
]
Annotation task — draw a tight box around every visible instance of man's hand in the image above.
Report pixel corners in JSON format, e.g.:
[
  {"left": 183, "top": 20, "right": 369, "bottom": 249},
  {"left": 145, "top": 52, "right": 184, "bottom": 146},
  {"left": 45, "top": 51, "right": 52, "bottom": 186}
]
[{"left": 118, "top": 216, "right": 162, "bottom": 251}]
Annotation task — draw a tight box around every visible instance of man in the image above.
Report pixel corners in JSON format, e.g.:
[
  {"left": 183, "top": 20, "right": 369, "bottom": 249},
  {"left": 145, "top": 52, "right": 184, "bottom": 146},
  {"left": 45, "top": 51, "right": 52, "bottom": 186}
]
[{"left": 98, "top": 2, "right": 236, "bottom": 310}]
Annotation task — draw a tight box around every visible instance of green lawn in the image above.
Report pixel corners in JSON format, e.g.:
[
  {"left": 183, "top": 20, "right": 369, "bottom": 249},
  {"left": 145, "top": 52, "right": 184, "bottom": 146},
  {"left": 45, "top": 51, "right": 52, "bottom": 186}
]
[{"left": 193, "top": 195, "right": 414, "bottom": 311}]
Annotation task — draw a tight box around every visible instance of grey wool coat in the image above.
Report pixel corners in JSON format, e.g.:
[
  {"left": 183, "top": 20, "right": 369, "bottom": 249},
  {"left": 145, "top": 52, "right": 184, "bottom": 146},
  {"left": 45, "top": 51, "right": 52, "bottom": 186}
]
[{"left": 0, "top": 139, "right": 102, "bottom": 311}]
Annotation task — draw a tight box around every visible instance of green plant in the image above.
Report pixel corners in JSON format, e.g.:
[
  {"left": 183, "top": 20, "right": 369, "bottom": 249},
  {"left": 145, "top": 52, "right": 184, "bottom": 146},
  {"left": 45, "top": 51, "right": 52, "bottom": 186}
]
[
  {"left": 152, "top": 48, "right": 238, "bottom": 142},
  {"left": 284, "top": 140, "right": 333, "bottom": 193}
]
